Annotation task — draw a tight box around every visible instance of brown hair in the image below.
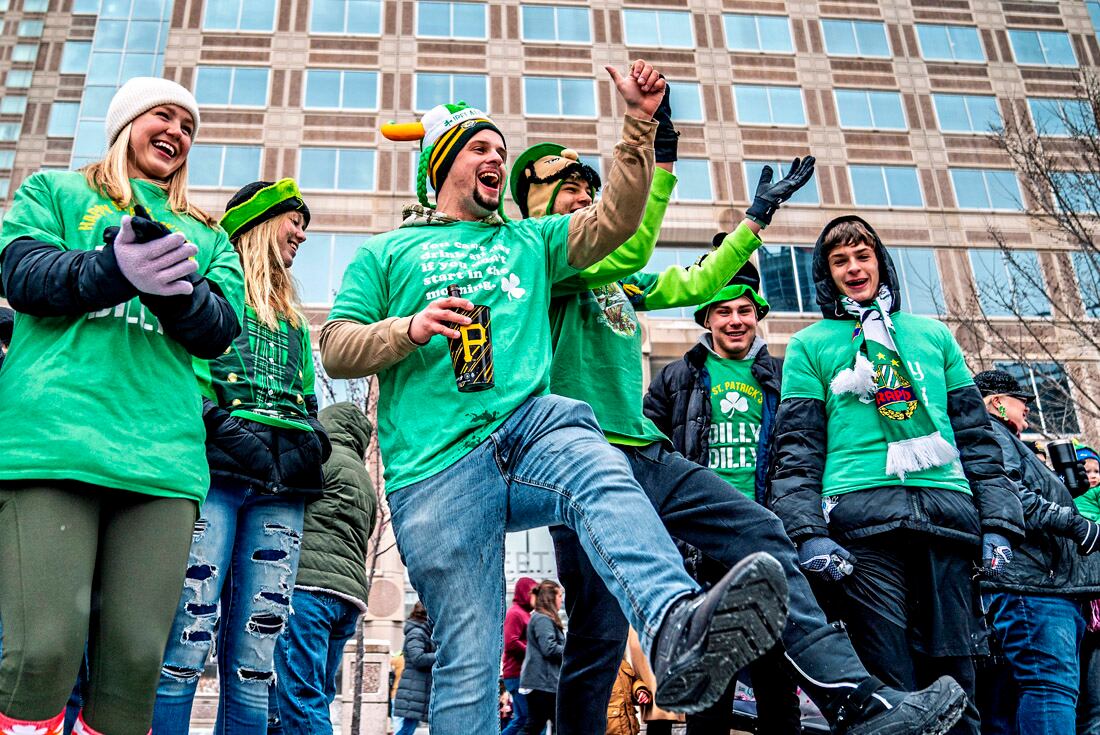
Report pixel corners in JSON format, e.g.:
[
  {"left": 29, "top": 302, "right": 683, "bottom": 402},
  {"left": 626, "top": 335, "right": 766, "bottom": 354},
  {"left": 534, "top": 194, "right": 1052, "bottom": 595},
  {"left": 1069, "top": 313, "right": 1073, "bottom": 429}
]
[
  {"left": 532, "top": 579, "right": 563, "bottom": 631},
  {"left": 234, "top": 212, "right": 305, "bottom": 330},
  {"left": 408, "top": 600, "right": 428, "bottom": 622},
  {"left": 822, "top": 219, "right": 876, "bottom": 257}
]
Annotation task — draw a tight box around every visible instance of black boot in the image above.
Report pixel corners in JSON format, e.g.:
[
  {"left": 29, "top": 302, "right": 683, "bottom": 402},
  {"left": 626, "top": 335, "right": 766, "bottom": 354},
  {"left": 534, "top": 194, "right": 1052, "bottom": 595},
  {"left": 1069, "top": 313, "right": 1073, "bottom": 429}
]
[
  {"left": 650, "top": 551, "right": 788, "bottom": 714},
  {"left": 836, "top": 676, "right": 966, "bottom": 735}
]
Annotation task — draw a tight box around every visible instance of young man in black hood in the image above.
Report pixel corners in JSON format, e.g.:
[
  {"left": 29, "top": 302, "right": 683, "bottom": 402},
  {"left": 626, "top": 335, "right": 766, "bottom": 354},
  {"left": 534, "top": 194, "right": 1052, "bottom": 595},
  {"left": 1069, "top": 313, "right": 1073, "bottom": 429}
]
[{"left": 768, "top": 215, "right": 1100, "bottom": 733}]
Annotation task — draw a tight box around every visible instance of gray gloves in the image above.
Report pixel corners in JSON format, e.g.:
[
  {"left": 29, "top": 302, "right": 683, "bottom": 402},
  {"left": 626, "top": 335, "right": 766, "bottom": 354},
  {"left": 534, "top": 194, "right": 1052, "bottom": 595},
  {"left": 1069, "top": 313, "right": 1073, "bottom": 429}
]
[
  {"left": 981, "top": 532, "right": 1014, "bottom": 577},
  {"left": 745, "top": 156, "right": 816, "bottom": 227},
  {"left": 798, "top": 536, "right": 854, "bottom": 582},
  {"left": 112, "top": 213, "right": 197, "bottom": 297}
]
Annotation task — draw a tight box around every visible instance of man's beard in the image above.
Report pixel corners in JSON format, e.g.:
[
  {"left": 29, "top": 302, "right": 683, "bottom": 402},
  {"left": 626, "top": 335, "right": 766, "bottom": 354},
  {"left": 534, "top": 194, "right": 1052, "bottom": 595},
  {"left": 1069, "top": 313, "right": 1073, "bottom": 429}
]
[{"left": 472, "top": 186, "right": 499, "bottom": 214}]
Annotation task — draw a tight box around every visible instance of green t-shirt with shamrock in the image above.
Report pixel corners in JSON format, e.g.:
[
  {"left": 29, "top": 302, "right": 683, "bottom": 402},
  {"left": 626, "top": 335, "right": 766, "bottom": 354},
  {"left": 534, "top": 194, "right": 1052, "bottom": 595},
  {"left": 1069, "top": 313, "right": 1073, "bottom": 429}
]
[
  {"left": 781, "top": 312, "right": 973, "bottom": 498},
  {"left": 0, "top": 171, "right": 245, "bottom": 503},
  {"left": 328, "top": 213, "right": 575, "bottom": 493},
  {"left": 706, "top": 353, "right": 763, "bottom": 500}
]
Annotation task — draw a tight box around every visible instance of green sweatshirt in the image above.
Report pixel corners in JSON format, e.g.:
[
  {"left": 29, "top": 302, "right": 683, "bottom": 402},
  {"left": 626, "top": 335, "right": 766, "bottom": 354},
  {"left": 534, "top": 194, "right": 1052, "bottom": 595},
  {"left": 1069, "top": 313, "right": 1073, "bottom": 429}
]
[
  {"left": 0, "top": 171, "right": 245, "bottom": 503},
  {"left": 1076, "top": 486, "right": 1100, "bottom": 522},
  {"left": 549, "top": 203, "right": 762, "bottom": 445}
]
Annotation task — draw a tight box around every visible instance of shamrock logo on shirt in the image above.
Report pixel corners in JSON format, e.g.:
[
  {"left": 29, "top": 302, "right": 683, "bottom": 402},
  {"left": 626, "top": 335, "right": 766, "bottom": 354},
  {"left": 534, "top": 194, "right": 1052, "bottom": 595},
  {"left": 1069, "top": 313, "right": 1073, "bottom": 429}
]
[
  {"left": 720, "top": 391, "right": 749, "bottom": 418},
  {"left": 501, "top": 273, "right": 526, "bottom": 300}
]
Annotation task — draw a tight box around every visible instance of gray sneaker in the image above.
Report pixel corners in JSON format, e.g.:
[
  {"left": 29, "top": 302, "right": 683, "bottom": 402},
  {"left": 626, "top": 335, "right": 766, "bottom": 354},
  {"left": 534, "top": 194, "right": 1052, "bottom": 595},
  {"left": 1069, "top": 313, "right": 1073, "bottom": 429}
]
[{"left": 842, "top": 676, "right": 967, "bottom": 735}]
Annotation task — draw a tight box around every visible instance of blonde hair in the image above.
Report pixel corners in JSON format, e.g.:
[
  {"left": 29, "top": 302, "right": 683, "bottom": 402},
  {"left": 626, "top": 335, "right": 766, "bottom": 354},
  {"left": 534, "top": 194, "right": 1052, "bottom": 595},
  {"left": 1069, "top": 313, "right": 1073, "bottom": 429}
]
[
  {"left": 235, "top": 212, "right": 304, "bottom": 330},
  {"left": 81, "top": 121, "right": 218, "bottom": 227}
]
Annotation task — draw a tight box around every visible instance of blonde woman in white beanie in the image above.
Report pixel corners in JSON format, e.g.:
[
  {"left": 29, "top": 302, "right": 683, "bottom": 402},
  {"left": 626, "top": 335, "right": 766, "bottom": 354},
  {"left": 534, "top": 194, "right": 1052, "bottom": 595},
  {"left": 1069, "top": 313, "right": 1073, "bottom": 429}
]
[{"left": 0, "top": 77, "right": 244, "bottom": 735}]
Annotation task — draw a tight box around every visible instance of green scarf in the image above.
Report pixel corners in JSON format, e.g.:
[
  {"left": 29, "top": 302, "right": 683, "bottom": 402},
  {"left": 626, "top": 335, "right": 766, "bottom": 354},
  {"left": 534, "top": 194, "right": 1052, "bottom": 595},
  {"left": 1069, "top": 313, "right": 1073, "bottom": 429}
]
[{"left": 830, "top": 286, "right": 958, "bottom": 480}]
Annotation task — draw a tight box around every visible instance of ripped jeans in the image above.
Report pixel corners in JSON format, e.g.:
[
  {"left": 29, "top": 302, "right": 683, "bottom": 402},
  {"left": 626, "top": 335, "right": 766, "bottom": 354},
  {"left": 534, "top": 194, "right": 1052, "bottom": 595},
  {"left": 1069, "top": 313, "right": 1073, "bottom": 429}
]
[{"left": 152, "top": 479, "right": 305, "bottom": 735}]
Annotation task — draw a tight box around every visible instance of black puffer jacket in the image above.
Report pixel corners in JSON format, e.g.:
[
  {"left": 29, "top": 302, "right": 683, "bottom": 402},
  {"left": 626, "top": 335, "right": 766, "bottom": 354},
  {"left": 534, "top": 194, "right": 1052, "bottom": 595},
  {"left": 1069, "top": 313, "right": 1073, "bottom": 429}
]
[
  {"left": 644, "top": 336, "right": 781, "bottom": 504},
  {"left": 982, "top": 418, "right": 1100, "bottom": 596},
  {"left": 767, "top": 215, "right": 1025, "bottom": 546},
  {"left": 393, "top": 619, "right": 435, "bottom": 721}
]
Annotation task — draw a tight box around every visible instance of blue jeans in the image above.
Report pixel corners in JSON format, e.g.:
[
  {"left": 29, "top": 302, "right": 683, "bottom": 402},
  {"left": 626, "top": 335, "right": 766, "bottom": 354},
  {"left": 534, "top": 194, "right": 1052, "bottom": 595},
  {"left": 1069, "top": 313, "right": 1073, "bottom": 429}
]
[
  {"left": 395, "top": 718, "right": 421, "bottom": 735},
  {"left": 500, "top": 676, "right": 526, "bottom": 735},
  {"left": 983, "top": 592, "right": 1085, "bottom": 735},
  {"left": 387, "top": 395, "right": 699, "bottom": 735},
  {"left": 268, "top": 589, "right": 360, "bottom": 735},
  {"left": 153, "top": 480, "right": 305, "bottom": 735}
]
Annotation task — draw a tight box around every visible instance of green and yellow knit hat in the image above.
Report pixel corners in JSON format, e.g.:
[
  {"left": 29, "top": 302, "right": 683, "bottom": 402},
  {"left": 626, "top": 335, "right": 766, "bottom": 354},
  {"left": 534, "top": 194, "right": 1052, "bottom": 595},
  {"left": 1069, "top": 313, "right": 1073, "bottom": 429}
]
[
  {"left": 221, "top": 178, "right": 309, "bottom": 242},
  {"left": 509, "top": 142, "right": 602, "bottom": 218},
  {"left": 694, "top": 258, "right": 770, "bottom": 327},
  {"left": 381, "top": 102, "right": 506, "bottom": 209}
]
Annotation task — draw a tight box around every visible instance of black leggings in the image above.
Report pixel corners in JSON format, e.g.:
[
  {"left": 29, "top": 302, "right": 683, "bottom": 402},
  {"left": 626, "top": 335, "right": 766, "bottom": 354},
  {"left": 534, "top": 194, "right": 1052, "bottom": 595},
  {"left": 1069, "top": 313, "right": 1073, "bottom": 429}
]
[
  {"left": 524, "top": 689, "right": 557, "bottom": 734},
  {"left": 0, "top": 482, "right": 195, "bottom": 734}
]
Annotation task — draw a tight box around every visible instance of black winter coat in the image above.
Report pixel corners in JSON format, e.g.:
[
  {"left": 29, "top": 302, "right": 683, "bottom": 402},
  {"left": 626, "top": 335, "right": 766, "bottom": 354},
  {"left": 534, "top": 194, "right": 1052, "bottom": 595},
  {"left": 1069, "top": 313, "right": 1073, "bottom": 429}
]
[
  {"left": 393, "top": 619, "right": 435, "bottom": 721},
  {"left": 981, "top": 418, "right": 1100, "bottom": 596},
  {"left": 644, "top": 337, "right": 781, "bottom": 504},
  {"left": 767, "top": 215, "right": 1025, "bottom": 546}
]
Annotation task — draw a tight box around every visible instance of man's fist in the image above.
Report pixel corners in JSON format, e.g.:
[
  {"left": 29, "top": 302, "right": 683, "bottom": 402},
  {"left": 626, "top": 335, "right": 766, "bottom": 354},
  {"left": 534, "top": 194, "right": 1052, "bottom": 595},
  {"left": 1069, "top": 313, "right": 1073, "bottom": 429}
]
[
  {"left": 606, "top": 59, "right": 666, "bottom": 121},
  {"left": 408, "top": 296, "right": 473, "bottom": 345}
]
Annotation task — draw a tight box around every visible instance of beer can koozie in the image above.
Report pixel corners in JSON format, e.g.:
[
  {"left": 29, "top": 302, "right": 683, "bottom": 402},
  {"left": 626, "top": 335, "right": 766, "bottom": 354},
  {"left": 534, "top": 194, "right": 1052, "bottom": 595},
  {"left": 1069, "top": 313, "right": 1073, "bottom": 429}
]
[{"left": 447, "top": 304, "right": 494, "bottom": 392}]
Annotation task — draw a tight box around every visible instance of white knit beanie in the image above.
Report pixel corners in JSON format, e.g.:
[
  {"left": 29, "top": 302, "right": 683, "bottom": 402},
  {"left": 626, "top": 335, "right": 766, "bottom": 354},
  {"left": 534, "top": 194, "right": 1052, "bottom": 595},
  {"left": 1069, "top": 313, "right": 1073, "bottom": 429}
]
[{"left": 105, "top": 76, "right": 200, "bottom": 146}]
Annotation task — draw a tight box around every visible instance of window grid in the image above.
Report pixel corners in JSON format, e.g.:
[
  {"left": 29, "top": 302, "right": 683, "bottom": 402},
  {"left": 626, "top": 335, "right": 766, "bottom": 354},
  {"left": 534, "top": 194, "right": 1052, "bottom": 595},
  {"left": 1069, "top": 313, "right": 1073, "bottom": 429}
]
[
  {"left": 194, "top": 66, "right": 270, "bottom": 107},
  {"left": 304, "top": 70, "right": 380, "bottom": 110},
  {"left": 0, "top": 97, "right": 27, "bottom": 115},
  {"left": 821, "top": 19, "right": 890, "bottom": 58},
  {"left": 932, "top": 94, "right": 1000, "bottom": 134},
  {"left": 834, "top": 89, "right": 906, "bottom": 130},
  {"left": 950, "top": 169, "right": 1021, "bottom": 211},
  {"left": 1073, "top": 251, "right": 1100, "bottom": 319},
  {"left": 848, "top": 165, "right": 923, "bottom": 208},
  {"left": 723, "top": 14, "right": 793, "bottom": 53},
  {"left": 915, "top": 24, "right": 985, "bottom": 62},
  {"left": 415, "top": 72, "right": 489, "bottom": 113},
  {"left": 523, "top": 77, "right": 596, "bottom": 118},
  {"left": 622, "top": 9, "right": 694, "bottom": 49},
  {"left": 968, "top": 249, "right": 1051, "bottom": 318},
  {"left": 310, "top": 0, "right": 382, "bottom": 35},
  {"left": 188, "top": 145, "right": 263, "bottom": 188},
  {"left": 670, "top": 82, "right": 704, "bottom": 123},
  {"left": 1029, "top": 97, "right": 1093, "bottom": 137},
  {"left": 1008, "top": 29, "right": 1077, "bottom": 67},
  {"left": 520, "top": 5, "right": 591, "bottom": 44},
  {"left": 299, "top": 148, "right": 377, "bottom": 191},
  {"left": 0, "top": 151, "right": 14, "bottom": 169},
  {"left": 732, "top": 85, "right": 805, "bottom": 126},
  {"left": 669, "top": 159, "right": 712, "bottom": 202},
  {"left": 12, "top": 44, "right": 38, "bottom": 63},
  {"left": 204, "top": 0, "right": 276, "bottom": 31},
  {"left": 47, "top": 102, "right": 81, "bottom": 138},
  {"left": 416, "top": 1, "right": 486, "bottom": 39}
]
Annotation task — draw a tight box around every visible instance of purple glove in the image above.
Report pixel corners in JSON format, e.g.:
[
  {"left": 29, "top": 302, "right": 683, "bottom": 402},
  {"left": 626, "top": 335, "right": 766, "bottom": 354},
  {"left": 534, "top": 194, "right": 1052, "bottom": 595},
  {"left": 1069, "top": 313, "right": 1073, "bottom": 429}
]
[{"left": 113, "top": 215, "right": 197, "bottom": 296}]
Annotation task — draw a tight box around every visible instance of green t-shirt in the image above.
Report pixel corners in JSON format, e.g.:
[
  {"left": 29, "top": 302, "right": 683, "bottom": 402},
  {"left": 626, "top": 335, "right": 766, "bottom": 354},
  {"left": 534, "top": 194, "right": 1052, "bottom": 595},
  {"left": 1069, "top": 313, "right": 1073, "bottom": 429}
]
[
  {"left": 194, "top": 305, "right": 316, "bottom": 431},
  {"left": 328, "top": 214, "right": 574, "bottom": 492},
  {"left": 781, "top": 312, "right": 973, "bottom": 497},
  {"left": 1076, "top": 486, "right": 1100, "bottom": 522},
  {"left": 706, "top": 353, "right": 763, "bottom": 499},
  {"left": 0, "top": 171, "right": 245, "bottom": 503}
]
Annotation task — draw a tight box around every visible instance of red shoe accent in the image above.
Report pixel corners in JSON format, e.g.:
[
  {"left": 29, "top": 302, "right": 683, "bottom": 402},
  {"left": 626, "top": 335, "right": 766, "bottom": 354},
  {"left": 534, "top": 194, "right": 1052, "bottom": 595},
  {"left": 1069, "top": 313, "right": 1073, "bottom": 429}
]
[
  {"left": 0, "top": 710, "right": 66, "bottom": 735},
  {"left": 72, "top": 713, "right": 103, "bottom": 735}
]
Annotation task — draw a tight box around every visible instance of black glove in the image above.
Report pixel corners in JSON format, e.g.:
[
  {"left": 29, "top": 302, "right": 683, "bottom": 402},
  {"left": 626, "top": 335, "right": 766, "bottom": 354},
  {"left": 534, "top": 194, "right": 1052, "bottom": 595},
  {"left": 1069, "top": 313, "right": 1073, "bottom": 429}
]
[
  {"left": 652, "top": 77, "right": 679, "bottom": 164},
  {"left": 745, "top": 156, "right": 816, "bottom": 227},
  {"left": 101, "top": 204, "right": 172, "bottom": 246},
  {"left": 1070, "top": 514, "right": 1100, "bottom": 555}
]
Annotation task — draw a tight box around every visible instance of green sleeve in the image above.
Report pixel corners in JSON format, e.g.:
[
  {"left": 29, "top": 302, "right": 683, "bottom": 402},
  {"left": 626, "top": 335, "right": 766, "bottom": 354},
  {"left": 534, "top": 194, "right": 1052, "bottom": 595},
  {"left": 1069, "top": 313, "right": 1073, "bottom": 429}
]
[
  {"left": 203, "top": 228, "right": 246, "bottom": 328},
  {"left": 1076, "top": 486, "right": 1100, "bottom": 522},
  {"left": 301, "top": 321, "right": 317, "bottom": 396},
  {"left": 328, "top": 242, "right": 388, "bottom": 324},
  {"left": 1, "top": 172, "right": 66, "bottom": 251},
  {"left": 192, "top": 356, "right": 217, "bottom": 402},
  {"left": 780, "top": 333, "right": 827, "bottom": 401},
  {"left": 940, "top": 321, "right": 975, "bottom": 392},
  {"left": 553, "top": 168, "right": 677, "bottom": 296},
  {"left": 641, "top": 223, "right": 761, "bottom": 311}
]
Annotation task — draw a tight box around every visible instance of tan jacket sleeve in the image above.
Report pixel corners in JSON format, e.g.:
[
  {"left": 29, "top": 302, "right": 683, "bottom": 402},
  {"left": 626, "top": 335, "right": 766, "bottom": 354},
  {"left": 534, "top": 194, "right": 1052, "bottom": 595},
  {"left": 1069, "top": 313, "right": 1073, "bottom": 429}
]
[
  {"left": 319, "top": 317, "right": 419, "bottom": 379},
  {"left": 565, "top": 114, "right": 657, "bottom": 269}
]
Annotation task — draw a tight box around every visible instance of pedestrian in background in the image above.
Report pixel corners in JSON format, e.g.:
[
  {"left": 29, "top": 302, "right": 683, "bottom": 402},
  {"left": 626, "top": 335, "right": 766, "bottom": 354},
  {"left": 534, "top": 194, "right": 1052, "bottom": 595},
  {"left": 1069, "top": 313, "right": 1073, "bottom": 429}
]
[
  {"left": 521, "top": 580, "right": 565, "bottom": 735},
  {"left": 502, "top": 577, "right": 538, "bottom": 735},
  {"left": 393, "top": 602, "right": 434, "bottom": 735}
]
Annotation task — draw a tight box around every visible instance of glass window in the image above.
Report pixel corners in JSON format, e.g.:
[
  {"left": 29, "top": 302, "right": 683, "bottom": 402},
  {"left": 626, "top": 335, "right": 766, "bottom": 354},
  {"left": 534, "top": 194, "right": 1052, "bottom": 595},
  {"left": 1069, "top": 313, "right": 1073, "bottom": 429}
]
[
  {"left": 47, "top": 102, "right": 80, "bottom": 137},
  {"left": 670, "top": 159, "right": 712, "bottom": 201},
  {"left": 1009, "top": 30, "right": 1077, "bottom": 67},
  {"left": 821, "top": 19, "right": 890, "bottom": 57},
  {"left": 995, "top": 362, "right": 1079, "bottom": 434},
  {"left": 23, "top": 0, "right": 47, "bottom": 9},
  {"left": 932, "top": 93, "right": 1000, "bottom": 133},
  {"left": 203, "top": 0, "right": 276, "bottom": 31},
  {"left": 950, "top": 169, "right": 1021, "bottom": 211},
  {"left": 915, "top": 24, "right": 984, "bottom": 62},
  {"left": 0, "top": 96, "right": 27, "bottom": 115},
  {"left": 0, "top": 178, "right": 8, "bottom": 199},
  {"left": 622, "top": 9, "right": 694, "bottom": 48},
  {"left": 849, "top": 165, "right": 923, "bottom": 207},
  {"left": 969, "top": 249, "right": 1051, "bottom": 317},
  {"left": 523, "top": 77, "right": 595, "bottom": 117},
  {"left": 1028, "top": 97, "right": 1093, "bottom": 137},
  {"left": 744, "top": 160, "right": 818, "bottom": 205},
  {"left": 310, "top": 0, "right": 382, "bottom": 34},
  {"left": 417, "top": 1, "right": 486, "bottom": 39},
  {"left": 60, "top": 41, "right": 92, "bottom": 74},
  {"left": 732, "top": 85, "right": 805, "bottom": 125},
  {"left": 1052, "top": 172, "right": 1100, "bottom": 213},
  {"left": 194, "top": 66, "right": 269, "bottom": 107},
  {"left": 17, "top": 21, "right": 44, "bottom": 37},
  {"left": 671, "top": 82, "right": 704, "bottom": 123},
  {"left": 304, "top": 70, "right": 379, "bottom": 110},
  {"left": 188, "top": 144, "right": 262, "bottom": 188},
  {"left": 12, "top": 44, "right": 38, "bottom": 63},
  {"left": 759, "top": 244, "right": 816, "bottom": 313},
  {"left": 0, "top": 124, "right": 20, "bottom": 141},
  {"left": 834, "top": 89, "right": 906, "bottom": 130},
  {"left": 0, "top": 150, "right": 14, "bottom": 169},
  {"left": 6, "top": 70, "right": 33, "bottom": 88},
  {"left": 723, "top": 14, "right": 792, "bottom": 53},
  {"left": 416, "top": 72, "right": 488, "bottom": 112},
  {"left": 894, "top": 248, "right": 943, "bottom": 315},
  {"left": 1074, "top": 251, "right": 1100, "bottom": 318},
  {"left": 295, "top": 232, "right": 367, "bottom": 306},
  {"left": 520, "top": 5, "right": 590, "bottom": 43},
  {"left": 299, "top": 148, "right": 376, "bottom": 191}
]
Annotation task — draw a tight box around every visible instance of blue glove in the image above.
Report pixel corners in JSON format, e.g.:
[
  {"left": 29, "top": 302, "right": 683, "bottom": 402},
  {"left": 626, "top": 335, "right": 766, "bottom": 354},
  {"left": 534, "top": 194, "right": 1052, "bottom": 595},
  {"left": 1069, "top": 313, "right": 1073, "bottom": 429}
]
[
  {"left": 798, "top": 536, "right": 855, "bottom": 582},
  {"left": 982, "top": 532, "right": 1014, "bottom": 576}
]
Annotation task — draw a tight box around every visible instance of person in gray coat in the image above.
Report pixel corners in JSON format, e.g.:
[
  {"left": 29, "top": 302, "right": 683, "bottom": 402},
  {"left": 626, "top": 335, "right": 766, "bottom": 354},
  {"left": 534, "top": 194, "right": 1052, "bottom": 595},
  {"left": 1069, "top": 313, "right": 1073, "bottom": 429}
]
[
  {"left": 393, "top": 601, "right": 435, "bottom": 735},
  {"left": 520, "top": 580, "right": 565, "bottom": 734}
]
